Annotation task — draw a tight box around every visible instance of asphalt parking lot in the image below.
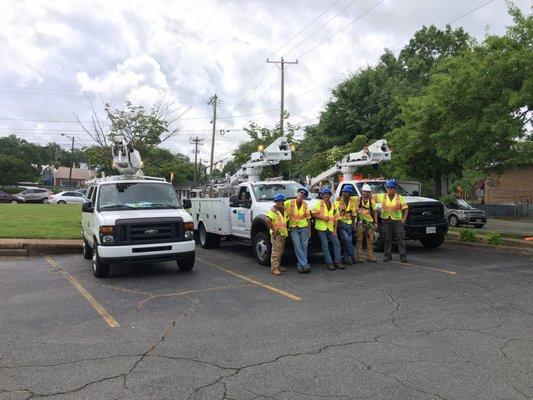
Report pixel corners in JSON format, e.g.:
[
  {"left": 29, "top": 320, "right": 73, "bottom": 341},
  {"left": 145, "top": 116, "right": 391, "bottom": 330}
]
[{"left": 1, "top": 243, "right": 532, "bottom": 400}]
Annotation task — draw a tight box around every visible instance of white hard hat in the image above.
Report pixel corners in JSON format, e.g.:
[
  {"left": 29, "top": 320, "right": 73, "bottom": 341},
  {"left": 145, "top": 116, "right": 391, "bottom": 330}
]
[{"left": 362, "top": 184, "right": 372, "bottom": 192}]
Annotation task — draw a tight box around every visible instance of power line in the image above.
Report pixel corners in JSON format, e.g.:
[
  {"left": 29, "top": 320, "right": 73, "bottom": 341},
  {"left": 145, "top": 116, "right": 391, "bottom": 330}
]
[{"left": 448, "top": 0, "right": 497, "bottom": 24}]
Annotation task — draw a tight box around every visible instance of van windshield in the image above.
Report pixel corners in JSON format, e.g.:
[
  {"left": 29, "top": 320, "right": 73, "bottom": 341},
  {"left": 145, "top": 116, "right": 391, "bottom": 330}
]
[{"left": 98, "top": 182, "right": 181, "bottom": 211}]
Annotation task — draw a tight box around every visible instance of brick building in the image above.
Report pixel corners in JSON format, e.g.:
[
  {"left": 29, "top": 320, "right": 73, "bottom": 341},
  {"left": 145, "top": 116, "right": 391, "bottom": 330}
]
[
  {"left": 483, "top": 164, "right": 533, "bottom": 204},
  {"left": 54, "top": 166, "right": 96, "bottom": 187}
]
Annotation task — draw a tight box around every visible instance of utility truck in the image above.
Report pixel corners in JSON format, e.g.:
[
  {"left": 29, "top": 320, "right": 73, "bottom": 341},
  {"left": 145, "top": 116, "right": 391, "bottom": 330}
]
[
  {"left": 82, "top": 136, "right": 196, "bottom": 277},
  {"left": 190, "top": 137, "right": 318, "bottom": 265},
  {"left": 309, "top": 140, "right": 448, "bottom": 250}
]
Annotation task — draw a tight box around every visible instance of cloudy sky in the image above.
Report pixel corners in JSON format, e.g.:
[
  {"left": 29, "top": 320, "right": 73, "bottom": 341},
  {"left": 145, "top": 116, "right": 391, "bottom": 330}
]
[{"left": 0, "top": 0, "right": 529, "bottom": 167}]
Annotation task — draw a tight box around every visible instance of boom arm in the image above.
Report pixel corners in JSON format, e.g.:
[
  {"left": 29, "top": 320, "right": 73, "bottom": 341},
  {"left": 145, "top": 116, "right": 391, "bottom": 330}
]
[
  {"left": 309, "top": 139, "right": 391, "bottom": 187},
  {"left": 111, "top": 135, "right": 143, "bottom": 176},
  {"left": 229, "top": 136, "right": 292, "bottom": 185}
]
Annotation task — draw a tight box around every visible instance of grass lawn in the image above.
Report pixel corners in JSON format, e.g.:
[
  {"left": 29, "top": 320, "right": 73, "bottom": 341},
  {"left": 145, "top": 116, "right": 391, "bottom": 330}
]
[{"left": 0, "top": 204, "right": 82, "bottom": 239}]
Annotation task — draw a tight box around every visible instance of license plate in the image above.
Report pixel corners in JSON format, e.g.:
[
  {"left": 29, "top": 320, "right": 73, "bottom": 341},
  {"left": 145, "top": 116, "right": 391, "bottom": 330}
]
[{"left": 426, "top": 227, "right": 436, "bottom": 234}]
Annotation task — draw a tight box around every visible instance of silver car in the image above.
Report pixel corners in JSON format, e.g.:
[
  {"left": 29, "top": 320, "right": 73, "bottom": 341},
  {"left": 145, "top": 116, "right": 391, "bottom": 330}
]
[
  {"left": 16, "top": 188, "right": 51, "bottom": 203},
  {"left": 47, "top": 191, "right": 86, "bottom": 204},
  {"left": 445, "top": 199, "right": 487, "bottom": 228}
]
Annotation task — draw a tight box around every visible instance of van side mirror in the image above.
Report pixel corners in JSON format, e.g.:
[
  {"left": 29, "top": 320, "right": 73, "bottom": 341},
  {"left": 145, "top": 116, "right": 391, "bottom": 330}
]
[
  {"left": 182, "top": 199, "right": 192, "bottom": 209},
  {"left": 229, "top": 195, "right": 239, "bottom": 207},
  {"left": 82, "top": 201, "right": 94, "bottom": 213}
]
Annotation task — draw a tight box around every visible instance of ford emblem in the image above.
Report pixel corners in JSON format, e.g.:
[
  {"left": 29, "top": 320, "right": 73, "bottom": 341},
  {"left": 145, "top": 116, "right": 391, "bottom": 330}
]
[
  {"left": 422, "top": 211, "right": 432, "bottom": 216},
  {"left": 145, "top": 229, "right": 158, "bottom": 236}
]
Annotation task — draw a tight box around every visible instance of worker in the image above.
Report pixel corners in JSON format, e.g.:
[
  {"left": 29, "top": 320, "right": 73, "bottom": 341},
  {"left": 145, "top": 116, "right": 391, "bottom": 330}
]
[
  {"left": 285, "top": 188, "right": 312, "bottom": 273},
  {"left": 356, "top": 184, "right": 378, "bottom": 262},
  {"left": 311, "top": 187, "right": 342, "bottom": 271},
  {"left": 266, "top": 193, "right": 288, "bottom": 276},
  {"left": 335, "top": 184, "right": 358, "bottom": 265},
  {"left": 375, "top": 179, "right": 409, "bottom": 263}
]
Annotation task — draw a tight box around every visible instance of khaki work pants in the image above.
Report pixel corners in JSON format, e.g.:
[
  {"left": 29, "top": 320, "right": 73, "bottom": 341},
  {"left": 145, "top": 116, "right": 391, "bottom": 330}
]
[
  {"left": 270, "top": 234, "right": 286, "bottom": 271},
  {"left": 356, "top": 222, "right": 375, "bottom": 260}
]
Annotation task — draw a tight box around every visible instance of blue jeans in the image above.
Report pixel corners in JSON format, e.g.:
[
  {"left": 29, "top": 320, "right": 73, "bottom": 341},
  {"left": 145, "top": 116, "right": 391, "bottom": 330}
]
[
  {"left": 290, "top": 227, "right": 309, "bottom": 268},
  {"left": 338, "top": 222, "right": 355, "bottom": 261},
  {"left": 317, "top": 230, "right": 341, "bottom": 264}
]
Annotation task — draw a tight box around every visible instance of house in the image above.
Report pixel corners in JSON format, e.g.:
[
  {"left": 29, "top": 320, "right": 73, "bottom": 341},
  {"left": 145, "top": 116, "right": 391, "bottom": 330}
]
[
  {"left": 41, "top": 165, "right": 56, "bottom": 186},
  {"left": 54, "top": 166, "right": 96, "bottom": 187},
  {"left": 483, "top": 164, "right": 533, "bottom": 204}
]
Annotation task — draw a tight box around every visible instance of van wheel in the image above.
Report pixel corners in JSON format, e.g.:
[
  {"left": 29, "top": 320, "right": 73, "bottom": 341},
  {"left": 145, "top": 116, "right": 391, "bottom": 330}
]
[
  {"left": 253, "top": 230, "right": 271, "bottom": 266},
  {"left": 177, "top": 254, "right": 195, "bottom": 271},
  {"left": 420, "top": 234, "right": 445, "bottom": 249},
  {"left": 92, "top": 243, "right": 110, "bottom": 278},
  {"left": 83, "top": 237, "right": 93, "bottom": 260},
  {"left": 198, "top": 222, "right": 220, "bottom": 249}
]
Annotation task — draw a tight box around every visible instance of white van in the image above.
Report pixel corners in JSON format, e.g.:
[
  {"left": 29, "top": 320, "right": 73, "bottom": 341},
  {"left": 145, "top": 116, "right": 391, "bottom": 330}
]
[{"left": 82, "top": 175, "right": 195, "bottom": 278}]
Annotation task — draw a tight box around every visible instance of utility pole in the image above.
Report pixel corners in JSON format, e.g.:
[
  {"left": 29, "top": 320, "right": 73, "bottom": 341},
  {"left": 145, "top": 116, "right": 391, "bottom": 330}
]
[
  {"left": 208, "top": 94, "right": 218, "bottom": 181},
  {"left": 61, "top": 133, "right": 75, "bottom": 189},
  {"left": 267, "top": 57, "right": 298, "bottom": 135},
  {"left": 189, "top": 136, "right": 204, "bottom": 185}
]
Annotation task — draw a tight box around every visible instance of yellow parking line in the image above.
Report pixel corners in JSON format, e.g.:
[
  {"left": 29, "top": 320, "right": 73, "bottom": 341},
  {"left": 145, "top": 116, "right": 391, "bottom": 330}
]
[
  {"left": 44, "top": 256, "right": 120, "bottom": 328},
  {"left": 197, "top": 256, "right": 302, "bottom": 301},
  {"left": 392, "top": 260, "right": 457, "bottom": 276}
]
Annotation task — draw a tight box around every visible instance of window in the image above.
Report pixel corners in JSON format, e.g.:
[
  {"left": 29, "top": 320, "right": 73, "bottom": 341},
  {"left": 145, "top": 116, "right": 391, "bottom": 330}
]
[
  {"left": 97, "top": 182, "right": 182, "bottom": 211},
  {"left": 63, "top": 192, "right": 75, "bottom": 197},
  {"left": 252, "top": 183, "right": 312, "bottom": 202}
]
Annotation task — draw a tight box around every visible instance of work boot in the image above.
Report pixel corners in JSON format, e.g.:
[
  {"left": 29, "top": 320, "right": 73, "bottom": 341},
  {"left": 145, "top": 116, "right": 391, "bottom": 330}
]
[
  {"left": 367, "top": 255, "right": 378, "bottom": 263},
  {"left": 336, "top": 262, "right": 345, "bottom": 270},
  {"left": 343, "top": 258, "right": 353, "bottom": 265},
  {"left": 383, "top": 254, "right": 392, "bottom": 262},
  {"left": 272, "top": 269, "right": 282, "bottom": 276},
  {"left": 297, "top": 266, "right": 304, "bottom": 273},
  {"left": 352, "top": 256, "right": 362, "bottom": 264},
  {"left": 400, "top": 255, "right": 407, "bottom": 263},
  {"left": 303, "top": 265, "right": 311, "bottom": 273},
  {"left": 326, "top": 263, "right": 335, "bottom": 271},
  {"left": 279, "top": 267, "right": 286, "bottom": 272}
]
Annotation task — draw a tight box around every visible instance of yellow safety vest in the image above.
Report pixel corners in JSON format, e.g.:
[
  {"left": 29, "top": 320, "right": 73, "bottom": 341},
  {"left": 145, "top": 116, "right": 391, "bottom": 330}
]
[
  {"left": 335, "top": 197, "right": 357, "bottom": 224},
  {"left": 312, "top": 200, "right": 340, "bottom": 232},
  {"left": 358, "top": 197, "right": 374, "bottom": 223},
  {"left": 376, "top": 193, "right": 408, "bottom": 221},
  {"left": 284, "top": 199, "right": 310, "bottom": 228},
  {"left": 267, "top": 207, "right": 288, "bottom": 237}
]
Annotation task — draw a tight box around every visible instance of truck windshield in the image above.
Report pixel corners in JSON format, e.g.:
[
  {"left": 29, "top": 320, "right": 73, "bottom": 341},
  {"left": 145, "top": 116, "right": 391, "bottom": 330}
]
[
  {"left": 98, "top": 182, "right": 182, "bottom": 211},
  {"left": 252, "top": 183, "right": 312, "bottom": 201},
  {"left": 355, "top": 182, "right": 409, "bottom": 196}
]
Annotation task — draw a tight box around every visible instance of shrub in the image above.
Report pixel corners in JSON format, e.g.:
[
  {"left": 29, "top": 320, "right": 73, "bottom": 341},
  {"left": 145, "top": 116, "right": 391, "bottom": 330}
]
[
  {"left": 440, "top": 195, "right": 455, "bottom": 206},
  {"left": 484, "top": 232, "right": 502, "bottom": 246},
  {"left": 459, "top": 228, "right": 476, "bottom": 242},
  {"left": 0, "top": 186, "right": 23, "bottom": 194}
]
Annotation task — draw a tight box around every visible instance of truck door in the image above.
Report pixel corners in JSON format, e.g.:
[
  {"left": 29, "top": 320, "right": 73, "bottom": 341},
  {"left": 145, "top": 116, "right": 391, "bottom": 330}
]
[{"left": 231, "top": 186, "right": 252, "bottom": 238}]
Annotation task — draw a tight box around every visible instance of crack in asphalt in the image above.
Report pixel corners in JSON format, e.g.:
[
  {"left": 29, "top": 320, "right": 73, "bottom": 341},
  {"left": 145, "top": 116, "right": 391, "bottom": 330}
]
[
  {"left": 380, "top": 288, "right": 401, "bottom": 329},
  {"left": 0, "top": 354, "right": 138, "bottom": 370}
]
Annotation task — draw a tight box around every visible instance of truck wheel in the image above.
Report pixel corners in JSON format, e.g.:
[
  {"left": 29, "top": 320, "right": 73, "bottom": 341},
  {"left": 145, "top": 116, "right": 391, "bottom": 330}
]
[
  {"left": 420, "top": 234, "right": 445, "bottom": 249},
  {"left": 198, "top": 222, "right": 221, "bottom": 249},
  {"left": 83, "top": 237, "right": 93, "bottom": 260},
  {"left": 448, "top": 215, "right": 459, "bottom": 227},
  {"left": 373, "top": 228, "right": 385, "bottom": 253},
  {"left": 177, "top": 254, "right": 195, "bottom": 271},
  {"left": 92, "top": 243, "right": 110, "bottom": 278},
  {"left": 253, "top": 231, "right": 271, "bottom": 266}
]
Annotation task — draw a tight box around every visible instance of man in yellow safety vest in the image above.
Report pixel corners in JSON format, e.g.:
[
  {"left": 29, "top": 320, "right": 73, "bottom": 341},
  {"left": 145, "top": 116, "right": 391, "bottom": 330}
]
[
  {"left": 375, "top": 179, "right": 409, "bottom": 263},
  {"left": 356, "top": 184, "right": 378, "bottom": 262},
  {"left": 311, "top": 187, "right": 342, "bottom": 271},
  {"left": 335, "top": 184, "right": 358, "bottom": 265},
  {"left": 285, "top": 188, "right": 312, "bottom": 273},
  {"left": 266, "top": 193, "right": 288, "bottom": 276}
]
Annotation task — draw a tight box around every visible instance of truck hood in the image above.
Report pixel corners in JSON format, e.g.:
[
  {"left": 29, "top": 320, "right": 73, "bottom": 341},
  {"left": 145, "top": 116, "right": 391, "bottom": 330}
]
[
  {"left": 100, "top": 209, "right": 192, "bottom": 225},
  {"left": 403, "top": 196, "right": 441, "bottom": 204}
]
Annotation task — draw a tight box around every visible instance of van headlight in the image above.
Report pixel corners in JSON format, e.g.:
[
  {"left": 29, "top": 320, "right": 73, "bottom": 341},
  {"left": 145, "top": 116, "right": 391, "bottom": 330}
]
[
  {"left": 99, "top": 226, "right": 115, "bottom": 245},
  {"left": 102, "top": 235, "right": 114, "bottom": 244},
  {"left": 184, "top": 222, "right": 194, "bottom": 240}
]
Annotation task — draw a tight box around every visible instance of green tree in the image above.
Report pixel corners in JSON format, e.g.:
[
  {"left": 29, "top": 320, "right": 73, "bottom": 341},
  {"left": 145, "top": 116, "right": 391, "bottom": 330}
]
[{"left": 0, "top": 154, "right": 39, "bottom": 185}]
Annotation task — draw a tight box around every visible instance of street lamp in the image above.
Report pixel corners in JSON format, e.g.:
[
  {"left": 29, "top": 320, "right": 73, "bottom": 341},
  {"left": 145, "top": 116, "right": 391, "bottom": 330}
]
[{"left": 61, "top": 133, "right": 75, "bottom": 189}]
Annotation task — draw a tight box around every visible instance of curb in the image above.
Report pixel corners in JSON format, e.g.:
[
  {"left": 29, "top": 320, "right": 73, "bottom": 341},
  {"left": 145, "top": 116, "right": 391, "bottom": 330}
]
[
  {"left": 0, "top": 239, "right": 81, "bottom": 256},
  {"left": 444, "top": 237, "right": 533, "bottom": 257}
]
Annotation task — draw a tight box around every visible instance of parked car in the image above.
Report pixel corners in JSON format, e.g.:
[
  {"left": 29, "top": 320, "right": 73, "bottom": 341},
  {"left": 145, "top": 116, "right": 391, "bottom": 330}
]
[
  {"left": 16, "top": 188, "right": 52, "bottom": 203},
  {"left": 0, "top": 191, "right": 25, "bottom": 203},
  {"left": 444, "top": 199, "right": 487, "bottom": 228},
  {"left": 47, "top": 191, "right": 86, "bottom": 204},
  {"left": 75, "top": 188, "right": 87, "bottom": 197}
]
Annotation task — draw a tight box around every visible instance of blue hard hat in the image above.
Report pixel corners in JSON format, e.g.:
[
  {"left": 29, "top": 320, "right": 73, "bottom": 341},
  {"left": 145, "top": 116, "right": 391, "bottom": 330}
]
[
  {"left": 385, "top": 179, "right": 397, "bottom": 188},
  {"left": 273, "top": 193, "right": 286, "bottom": 202},
  {"left": 341, "top": 184, "right": 355, "bottom": 194},
  {"left": 297, "top": 187, "right": 309, "bottom": 196},
  {"left": 321, "top": 187, "right": 333, "bottom": 195}
]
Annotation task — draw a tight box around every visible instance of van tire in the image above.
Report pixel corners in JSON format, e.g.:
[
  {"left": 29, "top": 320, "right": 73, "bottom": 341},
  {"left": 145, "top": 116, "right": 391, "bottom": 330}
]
[
  {"left": 198, "top": 222, "right": 220, "bottom": 249},
  {"left": 83, "top": 237, "right": 93, "bottom": 260},
  {"left": 92, "top": 243, "right": 110, "bottom": 278},
  {"left": 177, "top": 254, "right": 195, "bottom": 271},
  {"left": 253, "top": 230, "right": 271, "bottom": 266}
]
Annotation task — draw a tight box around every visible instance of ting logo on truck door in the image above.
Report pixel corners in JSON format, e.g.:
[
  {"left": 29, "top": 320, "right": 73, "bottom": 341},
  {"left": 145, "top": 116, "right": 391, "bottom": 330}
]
[{"left": 237, "top": 211, "right": 246, "bottom": 222}]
